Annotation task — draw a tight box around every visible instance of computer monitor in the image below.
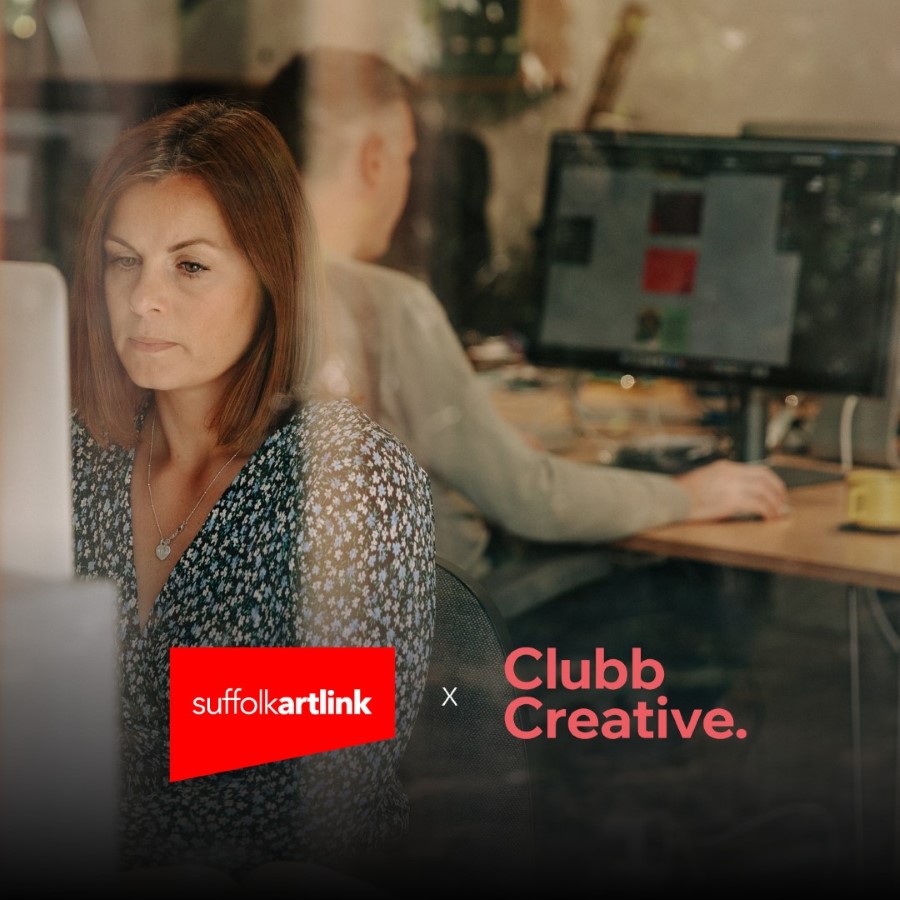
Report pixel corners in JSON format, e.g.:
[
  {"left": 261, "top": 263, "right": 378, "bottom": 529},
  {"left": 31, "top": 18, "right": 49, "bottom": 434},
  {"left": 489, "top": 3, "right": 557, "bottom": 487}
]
[
  {"left": 531, "top": 130, "right": 900, "bottom": 460},
  {"left": 741, "top": 121, "right": 900, "bottom": 468},
  {"left": 1, "top": 260, "right": 74, "bottom": 577},
  {"left": 1, "top": 260, "right": 119, "bottom": 889}
]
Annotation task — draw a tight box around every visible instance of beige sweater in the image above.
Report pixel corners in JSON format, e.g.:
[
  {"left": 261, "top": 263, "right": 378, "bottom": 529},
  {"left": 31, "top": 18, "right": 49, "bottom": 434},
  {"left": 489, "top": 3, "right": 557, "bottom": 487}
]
[{"left": 319, "top": 253, "right": 691, "bottom": 580}]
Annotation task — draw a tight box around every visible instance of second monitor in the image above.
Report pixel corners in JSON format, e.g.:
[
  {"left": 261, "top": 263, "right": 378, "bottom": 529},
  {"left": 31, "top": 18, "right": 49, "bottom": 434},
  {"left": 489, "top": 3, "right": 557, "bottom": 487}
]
[{"left": 532, "top": 130, "right": 900, "bottom": 461}]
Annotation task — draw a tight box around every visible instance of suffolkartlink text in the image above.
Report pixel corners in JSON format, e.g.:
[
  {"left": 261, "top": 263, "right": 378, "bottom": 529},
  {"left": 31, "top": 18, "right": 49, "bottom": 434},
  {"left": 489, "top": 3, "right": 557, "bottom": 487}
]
[{"left": 192, "top": 687, "right": 373, "bottom": 716}]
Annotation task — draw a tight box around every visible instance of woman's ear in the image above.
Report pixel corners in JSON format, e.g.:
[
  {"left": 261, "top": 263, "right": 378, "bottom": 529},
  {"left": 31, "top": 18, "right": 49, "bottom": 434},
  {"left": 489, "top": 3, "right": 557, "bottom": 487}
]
[{"left": 359, "top": 131, "right": 386, "bottom": 189}]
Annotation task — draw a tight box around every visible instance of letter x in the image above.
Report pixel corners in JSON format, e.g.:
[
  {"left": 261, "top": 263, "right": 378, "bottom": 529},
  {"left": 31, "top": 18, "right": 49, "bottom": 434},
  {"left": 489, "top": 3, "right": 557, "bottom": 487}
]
[{"left": 442, "top": 687, "right": 458, "bottom": 707}]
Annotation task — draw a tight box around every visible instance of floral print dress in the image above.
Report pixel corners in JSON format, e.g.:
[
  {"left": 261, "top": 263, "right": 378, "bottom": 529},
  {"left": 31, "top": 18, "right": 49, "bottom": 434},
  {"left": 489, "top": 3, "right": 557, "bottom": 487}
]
[{"left": 71, "top": 399, "right": 435, "bottom": 875}]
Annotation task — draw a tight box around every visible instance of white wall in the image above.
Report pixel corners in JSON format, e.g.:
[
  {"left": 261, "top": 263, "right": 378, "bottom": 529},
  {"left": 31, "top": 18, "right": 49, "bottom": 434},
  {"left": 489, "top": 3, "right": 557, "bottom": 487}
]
[
  {"left": 5, "top": 0, "right": 180, "bottom": 81},
  {"left": 9, "top": 0, "right": 900, "bottom": 259},
  {"left": 246, "top": 0, "right": 432, "bottom": 81},
  {"left": 479, "top": 0, "right": 900, "bottom": 257}
]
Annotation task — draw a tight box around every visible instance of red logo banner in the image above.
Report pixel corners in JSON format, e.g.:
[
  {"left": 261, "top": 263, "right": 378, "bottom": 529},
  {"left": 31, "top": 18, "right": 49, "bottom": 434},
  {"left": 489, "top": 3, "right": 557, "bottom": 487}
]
[{"left": 169, "top": 646, "right": 396, "bottom": 781}]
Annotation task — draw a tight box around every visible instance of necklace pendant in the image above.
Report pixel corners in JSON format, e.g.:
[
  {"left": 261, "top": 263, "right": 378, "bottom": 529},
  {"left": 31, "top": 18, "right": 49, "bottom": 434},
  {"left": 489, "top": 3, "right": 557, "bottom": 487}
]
[{"left": 155, "top": 540, "right": 171, "bottom": 561}]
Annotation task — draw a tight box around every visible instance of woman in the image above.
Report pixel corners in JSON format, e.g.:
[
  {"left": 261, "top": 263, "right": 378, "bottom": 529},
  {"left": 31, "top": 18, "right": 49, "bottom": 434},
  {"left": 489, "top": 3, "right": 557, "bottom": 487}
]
[{"left": 68, "top": 98, "right": 435, "bottom": 881}]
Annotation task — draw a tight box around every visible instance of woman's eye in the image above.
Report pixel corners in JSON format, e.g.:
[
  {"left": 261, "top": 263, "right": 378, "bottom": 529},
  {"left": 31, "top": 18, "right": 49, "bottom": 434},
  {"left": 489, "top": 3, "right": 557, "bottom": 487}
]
[
  {"left": 179, "top": 261, "right": 207, "bottom": 276},
  {"left": 108, "top": 255, "right": 139, "bottom": 269}
]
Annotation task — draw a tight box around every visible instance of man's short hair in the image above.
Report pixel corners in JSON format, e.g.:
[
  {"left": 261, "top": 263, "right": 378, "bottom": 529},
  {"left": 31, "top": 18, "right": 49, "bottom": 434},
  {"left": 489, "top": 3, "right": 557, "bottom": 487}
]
[{"left": 262, "top": 46, "right": 413, "bottom": 178}]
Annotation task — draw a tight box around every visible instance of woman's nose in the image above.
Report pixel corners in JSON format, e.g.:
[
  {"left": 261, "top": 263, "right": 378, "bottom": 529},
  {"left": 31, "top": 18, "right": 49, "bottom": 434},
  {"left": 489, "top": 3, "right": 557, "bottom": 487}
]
[{"left": 128, "top": 265, "right": 168, "bottom": 315}]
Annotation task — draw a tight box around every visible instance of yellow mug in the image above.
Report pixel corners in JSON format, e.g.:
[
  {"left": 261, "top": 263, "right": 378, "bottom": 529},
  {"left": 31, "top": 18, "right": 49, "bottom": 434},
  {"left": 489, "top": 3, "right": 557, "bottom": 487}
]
[{"left": 847, "top": 469, "right": 900, "bottom": 531}]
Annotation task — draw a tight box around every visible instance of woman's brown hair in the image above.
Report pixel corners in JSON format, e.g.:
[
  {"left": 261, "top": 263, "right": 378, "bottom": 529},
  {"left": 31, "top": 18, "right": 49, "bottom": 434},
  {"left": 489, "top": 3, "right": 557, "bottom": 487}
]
[{"left": 70, "top": 98, "right": 320, "bottom": 452}]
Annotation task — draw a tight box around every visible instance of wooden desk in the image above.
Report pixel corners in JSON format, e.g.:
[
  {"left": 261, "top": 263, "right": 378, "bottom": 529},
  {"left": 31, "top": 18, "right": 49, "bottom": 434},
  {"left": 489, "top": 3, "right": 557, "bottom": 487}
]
[
  {"left": 617, "top": 478, "right": 900, "bottom": 593},
  {"left": 490, "top": 371, "right": 900, "bottom": 590},
  {"left": 489, "top": 370, "right": 900, "bottom": 582}
]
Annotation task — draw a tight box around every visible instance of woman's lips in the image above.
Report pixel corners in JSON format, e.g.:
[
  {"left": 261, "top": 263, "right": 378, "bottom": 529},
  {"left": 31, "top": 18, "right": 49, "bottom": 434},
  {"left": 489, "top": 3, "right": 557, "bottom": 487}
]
[{"left": 128, "top": 337, "right": 177, "bottom": 353}]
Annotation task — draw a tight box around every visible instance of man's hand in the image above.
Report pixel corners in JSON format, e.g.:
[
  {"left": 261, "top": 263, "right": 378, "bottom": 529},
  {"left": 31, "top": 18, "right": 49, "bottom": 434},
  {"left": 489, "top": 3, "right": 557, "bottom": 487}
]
[{"left": 675, "top": 459, "right": 788, "bottom": 522}]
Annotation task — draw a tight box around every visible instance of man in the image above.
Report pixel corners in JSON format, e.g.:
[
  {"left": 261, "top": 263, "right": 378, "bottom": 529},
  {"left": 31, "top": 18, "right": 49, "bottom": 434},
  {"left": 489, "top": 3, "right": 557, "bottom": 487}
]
[{"left": 261, "top": 47, "right": 786, "bottom": 615}]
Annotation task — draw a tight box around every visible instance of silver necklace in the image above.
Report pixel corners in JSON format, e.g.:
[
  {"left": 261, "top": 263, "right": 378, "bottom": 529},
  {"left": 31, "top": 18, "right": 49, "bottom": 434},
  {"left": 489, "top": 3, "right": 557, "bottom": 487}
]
[{"left": 146, "top": 414, "right": 239, "bottom": 562}]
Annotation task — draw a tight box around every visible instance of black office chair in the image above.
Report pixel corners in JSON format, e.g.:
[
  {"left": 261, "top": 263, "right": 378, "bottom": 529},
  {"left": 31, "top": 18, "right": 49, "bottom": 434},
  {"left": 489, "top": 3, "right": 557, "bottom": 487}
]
[{"left": 395, "top": 557, "right": 537, "bottom": 888}]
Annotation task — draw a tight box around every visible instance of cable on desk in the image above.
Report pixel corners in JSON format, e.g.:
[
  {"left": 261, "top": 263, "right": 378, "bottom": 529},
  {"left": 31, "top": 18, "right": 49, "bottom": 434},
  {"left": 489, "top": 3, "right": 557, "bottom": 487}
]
[{"left": 839, "top": 394, "right": 859, "bottom": 472}]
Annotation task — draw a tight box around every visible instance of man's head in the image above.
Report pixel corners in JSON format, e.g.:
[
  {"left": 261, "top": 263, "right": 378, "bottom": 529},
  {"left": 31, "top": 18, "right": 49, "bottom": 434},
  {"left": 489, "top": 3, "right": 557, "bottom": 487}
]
[{"left": 264, "top": 47, "right": 417, "bottom": 262}]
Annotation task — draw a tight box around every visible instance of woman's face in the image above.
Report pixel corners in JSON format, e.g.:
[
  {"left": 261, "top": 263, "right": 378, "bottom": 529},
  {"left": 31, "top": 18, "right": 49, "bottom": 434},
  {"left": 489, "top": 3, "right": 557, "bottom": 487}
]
[{"left": 103, "top": 174, "right": 263, "bottom": 403}]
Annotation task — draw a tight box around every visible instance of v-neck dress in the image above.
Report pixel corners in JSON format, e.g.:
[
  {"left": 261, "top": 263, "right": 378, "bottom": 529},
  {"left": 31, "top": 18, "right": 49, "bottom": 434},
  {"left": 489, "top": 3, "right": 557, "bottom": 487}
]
[{"left": 71, "top": 398, "right": 435, "bottom": 875}]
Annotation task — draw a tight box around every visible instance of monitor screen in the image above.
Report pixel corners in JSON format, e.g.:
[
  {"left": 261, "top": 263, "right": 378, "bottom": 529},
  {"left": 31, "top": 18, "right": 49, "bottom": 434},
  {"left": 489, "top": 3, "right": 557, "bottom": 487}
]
[
  {"left": 1, "top": 261, "right": 74, "bottom": 579},
  {"left": 532, "top": 130, "right": 900, "bottom": 399}
]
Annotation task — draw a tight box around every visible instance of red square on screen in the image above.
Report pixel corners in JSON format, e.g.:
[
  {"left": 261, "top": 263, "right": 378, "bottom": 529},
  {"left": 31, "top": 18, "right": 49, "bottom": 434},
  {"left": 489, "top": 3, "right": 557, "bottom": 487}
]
[{"left": 642, "top": 248, "right": 698, "bottom": 294}]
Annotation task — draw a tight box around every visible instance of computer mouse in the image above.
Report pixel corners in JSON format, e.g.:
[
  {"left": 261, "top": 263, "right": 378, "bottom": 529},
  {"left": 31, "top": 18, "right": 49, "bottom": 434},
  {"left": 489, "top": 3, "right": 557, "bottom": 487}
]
[{"left": 729, "top": 503, "right": 791, "bottom": 522}]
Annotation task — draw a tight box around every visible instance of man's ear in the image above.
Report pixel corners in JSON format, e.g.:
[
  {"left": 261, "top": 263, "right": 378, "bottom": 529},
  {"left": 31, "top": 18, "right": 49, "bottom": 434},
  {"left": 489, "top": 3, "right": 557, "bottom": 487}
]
[{"left": 359, "top": 132, "right": 386, "bottom": 188}]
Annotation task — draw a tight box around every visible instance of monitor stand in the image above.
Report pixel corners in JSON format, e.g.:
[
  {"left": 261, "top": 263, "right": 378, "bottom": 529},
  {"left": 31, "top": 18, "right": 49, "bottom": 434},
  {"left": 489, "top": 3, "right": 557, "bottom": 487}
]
[{"left": 734, "top": 387, "right": 770, "bottom": 463}]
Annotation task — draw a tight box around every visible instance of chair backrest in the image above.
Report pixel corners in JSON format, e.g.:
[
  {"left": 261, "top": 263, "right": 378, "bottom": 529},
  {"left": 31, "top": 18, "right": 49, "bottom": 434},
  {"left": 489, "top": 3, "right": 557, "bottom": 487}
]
[{"left": 396, "top": 557, "right": 537, "bottom": 887}]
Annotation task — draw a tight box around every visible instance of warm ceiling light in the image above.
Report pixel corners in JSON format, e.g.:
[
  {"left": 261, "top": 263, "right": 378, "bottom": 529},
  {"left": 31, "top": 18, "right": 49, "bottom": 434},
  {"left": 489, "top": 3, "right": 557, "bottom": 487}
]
[{"left": 11, "top": 14, "right": 37, "bottom": 39}]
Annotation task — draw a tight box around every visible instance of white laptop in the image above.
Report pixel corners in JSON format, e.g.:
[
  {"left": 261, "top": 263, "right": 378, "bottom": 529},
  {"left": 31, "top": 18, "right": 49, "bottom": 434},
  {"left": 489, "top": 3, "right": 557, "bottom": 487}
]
[{"left": 0, "top": 260, "right": 119, "bottom": 889}]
